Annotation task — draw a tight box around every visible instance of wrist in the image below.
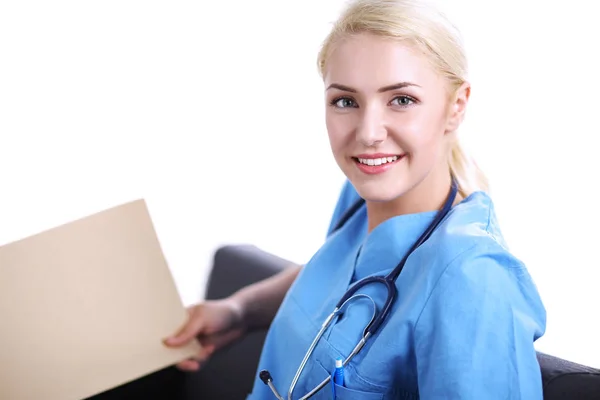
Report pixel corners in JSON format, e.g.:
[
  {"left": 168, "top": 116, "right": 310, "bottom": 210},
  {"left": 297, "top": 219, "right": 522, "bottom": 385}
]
[{"left": 227, "top": 291, "right": 254, "bottom": 331}]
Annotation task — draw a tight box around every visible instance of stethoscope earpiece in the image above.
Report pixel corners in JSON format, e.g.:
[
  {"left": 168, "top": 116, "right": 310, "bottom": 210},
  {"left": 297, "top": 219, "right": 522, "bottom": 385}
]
[{"left": 259, "top": 370, "right": 273, "bottom": 385}]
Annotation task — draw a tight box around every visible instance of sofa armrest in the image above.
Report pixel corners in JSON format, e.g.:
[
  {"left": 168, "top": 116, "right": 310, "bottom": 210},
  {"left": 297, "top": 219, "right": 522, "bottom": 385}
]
[
  {"left": 205, "top": 244, "right": 293, "bottom": 300},
  {"left": 538, "top": 352, "right": 600, "bottom": 399}
]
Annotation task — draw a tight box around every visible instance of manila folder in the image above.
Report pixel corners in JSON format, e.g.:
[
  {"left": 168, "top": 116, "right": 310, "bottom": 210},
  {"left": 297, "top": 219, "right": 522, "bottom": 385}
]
[{"left": 0, "top": 199, "right": 201, "bottom": 400}]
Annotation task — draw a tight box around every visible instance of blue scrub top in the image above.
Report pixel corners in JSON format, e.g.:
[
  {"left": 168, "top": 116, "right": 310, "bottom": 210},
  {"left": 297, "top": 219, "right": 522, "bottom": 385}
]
[{"left": 247, "top": 181, "right": 547, "bottom": 399}]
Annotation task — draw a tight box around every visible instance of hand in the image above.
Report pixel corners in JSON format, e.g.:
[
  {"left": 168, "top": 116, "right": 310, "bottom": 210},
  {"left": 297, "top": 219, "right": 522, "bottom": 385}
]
[{"left": 163, "top": 298, "right": 247, "bottom": 371}]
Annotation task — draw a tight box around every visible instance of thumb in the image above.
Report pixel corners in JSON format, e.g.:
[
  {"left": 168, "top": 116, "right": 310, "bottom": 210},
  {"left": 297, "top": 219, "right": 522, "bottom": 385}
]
[{"left": 164, "top": 310, "right": 203, "bottom": 347}]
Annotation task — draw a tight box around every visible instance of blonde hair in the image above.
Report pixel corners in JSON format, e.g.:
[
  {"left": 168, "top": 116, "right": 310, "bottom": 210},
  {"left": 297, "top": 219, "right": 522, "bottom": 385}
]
[{"left": 317, "top": 0, "right": 489, "bottom": 196}]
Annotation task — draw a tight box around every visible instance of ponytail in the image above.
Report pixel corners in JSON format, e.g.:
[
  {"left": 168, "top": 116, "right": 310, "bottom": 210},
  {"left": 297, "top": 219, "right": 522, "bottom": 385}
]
[{"left": 449, "top": 140, "right": 489, "bottom": 197}]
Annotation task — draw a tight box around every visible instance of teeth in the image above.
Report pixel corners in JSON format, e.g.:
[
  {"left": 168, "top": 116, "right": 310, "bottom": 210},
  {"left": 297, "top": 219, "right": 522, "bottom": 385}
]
[{"left": 357, "top": 156, "right": 399, "bottom": 166}]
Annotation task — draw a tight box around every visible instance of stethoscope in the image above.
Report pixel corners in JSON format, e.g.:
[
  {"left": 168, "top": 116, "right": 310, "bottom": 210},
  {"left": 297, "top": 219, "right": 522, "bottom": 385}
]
[{"left": 259, "top": 178, "right": 459, "bottom": 400}]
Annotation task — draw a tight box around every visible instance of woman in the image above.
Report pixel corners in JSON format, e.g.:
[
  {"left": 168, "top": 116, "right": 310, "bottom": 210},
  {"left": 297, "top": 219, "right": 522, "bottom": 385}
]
[{"left": 166, "top": 0, "right": 547, "bottom": 398}]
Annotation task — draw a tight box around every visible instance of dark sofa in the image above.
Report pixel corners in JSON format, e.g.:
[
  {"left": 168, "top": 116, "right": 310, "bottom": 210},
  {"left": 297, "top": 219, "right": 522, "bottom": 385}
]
[{"left": 89, "top": 244, "right": 600, "bottom": 400}]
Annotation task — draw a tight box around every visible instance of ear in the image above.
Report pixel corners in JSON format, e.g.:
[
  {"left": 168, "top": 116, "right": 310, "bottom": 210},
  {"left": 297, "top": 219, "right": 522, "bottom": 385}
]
[{"left": 445, "top": 82, "right": 470, "bottom": 133}]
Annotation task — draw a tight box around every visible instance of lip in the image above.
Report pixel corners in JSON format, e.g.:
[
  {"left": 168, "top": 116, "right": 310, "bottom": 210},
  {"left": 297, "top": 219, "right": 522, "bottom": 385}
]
[{"left": 352, "top": 153, "right": 404, "bottom": 175}]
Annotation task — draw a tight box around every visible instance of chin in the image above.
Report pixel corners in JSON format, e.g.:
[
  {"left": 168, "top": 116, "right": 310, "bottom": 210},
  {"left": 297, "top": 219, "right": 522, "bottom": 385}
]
[{"left": 352, "top": 180, "right": 407, "bottom": 203}]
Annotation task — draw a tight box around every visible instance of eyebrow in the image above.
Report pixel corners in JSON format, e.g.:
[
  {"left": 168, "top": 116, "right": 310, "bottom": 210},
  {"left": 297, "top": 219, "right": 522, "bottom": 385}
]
[{"left": 326, "top": 82, "right": 421, "bottom": 92}]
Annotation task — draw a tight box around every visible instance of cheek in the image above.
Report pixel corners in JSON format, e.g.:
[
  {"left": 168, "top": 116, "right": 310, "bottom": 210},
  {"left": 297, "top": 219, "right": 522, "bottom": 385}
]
[
  {"left": 391, "top": 119, "right": 434, "bottom": 153},
  {"left": 325, "top": 112, "right": 353, "bottom": 154},
  {"left": 400, "top": 107, "right": 447, "bottom": 147}
]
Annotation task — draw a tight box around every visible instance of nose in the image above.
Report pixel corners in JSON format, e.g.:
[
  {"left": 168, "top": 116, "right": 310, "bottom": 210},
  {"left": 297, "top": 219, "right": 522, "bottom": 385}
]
[{"left": 355, "top": 105, "right": 387, "bottom": 147}]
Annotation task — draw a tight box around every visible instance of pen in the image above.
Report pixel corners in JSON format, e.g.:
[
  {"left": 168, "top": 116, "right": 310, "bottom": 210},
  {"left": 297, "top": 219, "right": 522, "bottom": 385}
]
[
  {"left": 331, "top": 358, "right": 345, "bottom": 399},
  {"left": 333, "top": 358, "right": 345, "bottom": 387}
]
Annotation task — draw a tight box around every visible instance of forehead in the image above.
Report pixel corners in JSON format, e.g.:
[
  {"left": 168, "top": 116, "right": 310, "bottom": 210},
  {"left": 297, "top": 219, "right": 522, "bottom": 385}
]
[{"left": 323, "top": 33, "right": 441, "bottom": 91}]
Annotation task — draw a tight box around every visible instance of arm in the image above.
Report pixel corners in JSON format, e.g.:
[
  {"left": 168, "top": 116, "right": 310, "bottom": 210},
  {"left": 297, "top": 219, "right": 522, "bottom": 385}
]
[
  {"left": 166, "top": 180, "right": 354, "bottom": 367},
  {"left": 415, "top": 244, "right": 546, "bottom": 399},
  {"left": 230, "top": 263, "right": 301, "bottom": 331}
]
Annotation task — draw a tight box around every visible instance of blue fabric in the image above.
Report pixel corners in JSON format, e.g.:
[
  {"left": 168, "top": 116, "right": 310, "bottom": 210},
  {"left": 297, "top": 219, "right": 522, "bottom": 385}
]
[
  {"left": 248, "top": 182, "right": 546, "bottom": 399},
  {"left": 326, "top": 180, "right": 362, "bottom": 238}
]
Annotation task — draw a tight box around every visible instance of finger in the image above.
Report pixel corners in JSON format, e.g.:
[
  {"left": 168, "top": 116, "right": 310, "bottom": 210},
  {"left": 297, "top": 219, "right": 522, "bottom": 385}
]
[
  {"left": 199, "top": 329, "right": 243, "bottom": 353},
  {"left": 176, "top": 359, "right": 200, "bottom": 372},
  {"left": 176, "top": 348, "right": 212, "bottom": 371},
  {"left": 164, "top": 310, "right": 204, "bottom": 347}
]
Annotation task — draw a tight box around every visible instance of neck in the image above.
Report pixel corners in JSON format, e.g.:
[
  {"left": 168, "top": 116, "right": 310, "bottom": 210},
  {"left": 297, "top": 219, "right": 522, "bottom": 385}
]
[{"left": 366, "top": 170, "right": 460, "bottom": 233}]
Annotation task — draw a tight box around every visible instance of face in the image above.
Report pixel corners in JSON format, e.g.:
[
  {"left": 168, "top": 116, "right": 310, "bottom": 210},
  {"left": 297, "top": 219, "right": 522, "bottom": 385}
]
[{"left": 323, "top": 33, "right": 469, "bottom": 203}]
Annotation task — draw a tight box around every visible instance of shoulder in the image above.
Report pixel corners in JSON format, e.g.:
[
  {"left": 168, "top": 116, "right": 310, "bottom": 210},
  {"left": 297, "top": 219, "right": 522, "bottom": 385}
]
[
  {"left": 418, "top": 191, "right": 546, "bottom": 334},
  {"left": 413, "top": 192, "right": 546, "bottom": 398},
  {"left": 428, "top": 190, "right": 514, "bottom": 267}
]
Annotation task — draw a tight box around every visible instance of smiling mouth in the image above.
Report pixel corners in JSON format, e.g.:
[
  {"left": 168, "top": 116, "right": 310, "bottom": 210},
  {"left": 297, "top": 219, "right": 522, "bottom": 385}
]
[{"left": 352, "top": 155, "right": 402, "bottom": 166}]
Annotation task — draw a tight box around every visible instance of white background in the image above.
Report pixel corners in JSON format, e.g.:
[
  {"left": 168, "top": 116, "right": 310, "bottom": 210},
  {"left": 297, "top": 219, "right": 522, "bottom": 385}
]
[{"left": 1, "top": 0, "right": 598, "bottom": 368}]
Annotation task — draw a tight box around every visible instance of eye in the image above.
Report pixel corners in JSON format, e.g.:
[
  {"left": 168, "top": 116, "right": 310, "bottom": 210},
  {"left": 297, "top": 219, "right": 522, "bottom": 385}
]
[
  {"left": 330, "top": 97, "right": 357, "bottom": 108},
  {"left": 390, "top": 95, "right": 416, "bottom": 107}
]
